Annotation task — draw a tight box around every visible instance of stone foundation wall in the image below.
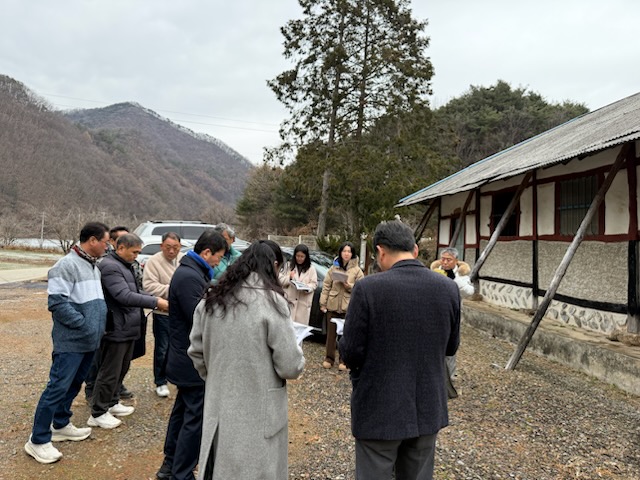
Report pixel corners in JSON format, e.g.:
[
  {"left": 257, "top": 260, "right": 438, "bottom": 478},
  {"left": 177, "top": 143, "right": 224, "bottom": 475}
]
[{"left": 479, "top": 279, "right": 627, "bottom": 334}]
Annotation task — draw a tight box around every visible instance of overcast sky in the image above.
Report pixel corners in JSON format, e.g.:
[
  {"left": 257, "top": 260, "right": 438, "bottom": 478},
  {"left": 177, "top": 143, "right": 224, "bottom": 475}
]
[{"left": 2, "top": 1, "right": 638, "bottom": 164}]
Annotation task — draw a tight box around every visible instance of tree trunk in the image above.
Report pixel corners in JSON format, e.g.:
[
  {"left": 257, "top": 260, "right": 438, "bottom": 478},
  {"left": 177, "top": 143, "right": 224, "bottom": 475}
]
[{"left": 317, "top": 168, "right": 331, "bottom": 237}]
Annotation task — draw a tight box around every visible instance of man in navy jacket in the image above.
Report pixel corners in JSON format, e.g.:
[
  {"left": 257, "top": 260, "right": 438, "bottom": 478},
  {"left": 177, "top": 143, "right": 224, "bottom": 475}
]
[
  {"left": 157, "top": 229, "right": 227, "bottom": 480},
  {"left": 339, "top": 220, "right": 460, "bottom": 480}
]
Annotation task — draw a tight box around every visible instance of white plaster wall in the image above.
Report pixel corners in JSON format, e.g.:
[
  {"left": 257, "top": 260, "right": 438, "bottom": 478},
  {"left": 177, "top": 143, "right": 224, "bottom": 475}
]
[
  {"left": 537, "top": 147, "right": 620, "bottom": 179},
  {"left": 605, "top": 170, "right": 629, "bottom": 235},
  {"left": 439, "top": 218, "right": 451, "bottom": 245},
  {"left": 479, "top": 195, "right": 492, "bottom": 237},
  {"left": 440, "top": 192, "right": 470, "bottom": 216},
  {"left": 465, "top": 214, "right": 477, "bottom": 244},
  {"left": 537, "top": 183, "right": 555, "bottom": 235},
  {"left": 519, "top": 187, "right": 533, "bottom": 236}
]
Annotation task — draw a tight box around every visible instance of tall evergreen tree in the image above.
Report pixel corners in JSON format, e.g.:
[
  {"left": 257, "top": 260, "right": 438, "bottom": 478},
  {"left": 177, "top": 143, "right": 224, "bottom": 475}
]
[{"left": 268, "top": 0, "right": 433, "bottom": 236}]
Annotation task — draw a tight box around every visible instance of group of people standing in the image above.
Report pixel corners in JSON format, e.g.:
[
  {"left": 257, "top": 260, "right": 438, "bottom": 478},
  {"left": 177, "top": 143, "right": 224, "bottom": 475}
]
[{"left": 25, "top": 219, "right": 471, "bottom": 480}]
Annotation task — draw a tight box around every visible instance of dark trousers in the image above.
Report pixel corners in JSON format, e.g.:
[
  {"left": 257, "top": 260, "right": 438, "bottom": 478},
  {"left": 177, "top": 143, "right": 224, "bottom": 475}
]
[
  {"left": 31, "top": 351, "right": 94, "bottom": 444},
  {"left": 84, "top": 348, "right": 101, "bottom": 397},
  {"left": 84, "top": 342, "right": 128, "bottom": 398},
  {"left": 91, "top": 339, "right": 134, "bottom": 416},
  {"left": 153, "top": 313, "right": 170, "bottom": 386},
  {"left": 355, "top": 434, "right": 437, "bottom": 480},
  {"left": 163, "top": 384, "right": 205, "bottom": 480},
  {"left": 324, "top": 311, "right": 345, "bottom": 365}
]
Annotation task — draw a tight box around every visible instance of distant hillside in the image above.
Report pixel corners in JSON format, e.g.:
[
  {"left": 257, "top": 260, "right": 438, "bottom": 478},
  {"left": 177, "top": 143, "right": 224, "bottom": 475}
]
[{"left": 0, "top": 74, "right": 252, "bottom": 223}]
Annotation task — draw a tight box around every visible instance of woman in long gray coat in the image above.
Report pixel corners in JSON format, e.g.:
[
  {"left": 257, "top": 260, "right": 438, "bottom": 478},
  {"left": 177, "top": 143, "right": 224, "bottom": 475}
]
[{"left": 188, "top": 241, "right": 305, "bottom": 480}]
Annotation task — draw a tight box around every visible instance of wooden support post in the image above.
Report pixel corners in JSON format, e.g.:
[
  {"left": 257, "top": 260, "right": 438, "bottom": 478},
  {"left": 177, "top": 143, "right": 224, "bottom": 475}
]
[
  {"left": 505, "top": 144, "right": 630, "bottom": 370},
  {"left": 414, "top": 200, "right": 438, "bottom": 242},
  {"left": 449, "top": 191, "right": 474, "bottom": 248},
  {"left": 469, "top": 172, "right": 533, "bottom": 283}
]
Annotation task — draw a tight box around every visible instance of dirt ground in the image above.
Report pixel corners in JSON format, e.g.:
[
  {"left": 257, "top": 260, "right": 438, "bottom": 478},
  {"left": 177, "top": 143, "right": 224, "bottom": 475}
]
[
  {"left": 0, "top": 280, "right": 349, "bottom": 480},
  {"left": 2, "top": 274, "right": 640, "bottom": 479}
]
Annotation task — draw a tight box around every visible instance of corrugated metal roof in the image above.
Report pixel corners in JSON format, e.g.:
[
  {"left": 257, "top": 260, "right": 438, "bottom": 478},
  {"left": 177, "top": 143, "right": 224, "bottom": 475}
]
[{"left": 397, "top": 91, "right": 640, "bottom": 207}]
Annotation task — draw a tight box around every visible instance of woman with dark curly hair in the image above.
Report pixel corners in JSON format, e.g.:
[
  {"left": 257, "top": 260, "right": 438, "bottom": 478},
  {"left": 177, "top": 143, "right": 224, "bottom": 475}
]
[{"left": 188, "top": 241, "right": 305, "bottom": 479}]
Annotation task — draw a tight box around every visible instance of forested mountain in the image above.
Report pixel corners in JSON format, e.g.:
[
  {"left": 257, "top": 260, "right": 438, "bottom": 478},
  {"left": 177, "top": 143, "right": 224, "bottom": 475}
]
[{"left": 0, "top": 75, "right": 251, "bottom": 227}]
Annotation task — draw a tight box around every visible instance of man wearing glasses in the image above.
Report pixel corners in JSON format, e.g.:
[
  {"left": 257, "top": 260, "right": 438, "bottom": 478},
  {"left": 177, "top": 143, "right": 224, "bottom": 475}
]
[
  {"left": 25, "top": 222, "right": 110, "bottom": 464},
  {"left": 142, "top": 232, "right": 184, "bottom": 398},
  {"left": 431, "top": 247, "right": 475, "bottom": 382}
]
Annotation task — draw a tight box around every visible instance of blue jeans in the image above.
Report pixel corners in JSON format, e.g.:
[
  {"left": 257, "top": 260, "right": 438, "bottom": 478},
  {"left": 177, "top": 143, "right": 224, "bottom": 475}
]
[
  {"left": 31, "top": 351, "right": 95, "bottom": 444},
  {"left": 153, "top": 313, "right": 170, "bottom": 386}
]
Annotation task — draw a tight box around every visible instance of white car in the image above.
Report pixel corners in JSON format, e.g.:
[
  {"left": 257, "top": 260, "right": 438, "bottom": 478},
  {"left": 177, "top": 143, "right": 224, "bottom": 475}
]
[
  {"left": 137, "top": 240, "right": 192, "bottom": 269},
  {"left": 133, "top": 221, "right": 216, "bottom": 242},
  {"left": 133, "top": 221, "right": 250, "bottom": 251}
]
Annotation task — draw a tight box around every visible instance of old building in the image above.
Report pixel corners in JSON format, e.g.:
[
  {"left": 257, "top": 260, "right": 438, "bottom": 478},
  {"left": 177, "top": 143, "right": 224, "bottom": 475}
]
[{"left": 399, "top": 92, "right": 640, "bottom": 336}]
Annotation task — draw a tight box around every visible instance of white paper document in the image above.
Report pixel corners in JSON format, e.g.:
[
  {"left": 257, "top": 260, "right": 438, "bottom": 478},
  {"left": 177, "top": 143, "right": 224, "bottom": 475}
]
[
  {"left": 331, "top": 270, "right": 348, "bottom": 283},
  {"left": 291, "top": 280, "right": 313, "bottom": 292},
  {"left": 292, "top": 322, "right": 314, "bottom": 345},
  {"left": 331, "top": 317, "right": 345, "bottom": 335}
]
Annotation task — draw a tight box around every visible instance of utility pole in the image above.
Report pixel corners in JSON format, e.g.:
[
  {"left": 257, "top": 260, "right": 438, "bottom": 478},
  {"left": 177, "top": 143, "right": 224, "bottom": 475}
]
[{"left": 40, "top": 211, "right": 45, "bottom": 248}]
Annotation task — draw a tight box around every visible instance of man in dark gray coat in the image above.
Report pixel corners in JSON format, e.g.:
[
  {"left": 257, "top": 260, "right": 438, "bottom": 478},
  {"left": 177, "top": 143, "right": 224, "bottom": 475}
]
[
  {"left": 89, "top": 234, "right": 168, "bottom": 429},
  {"left": 339, "top": 220, "right": 460, "bottom": 480}
]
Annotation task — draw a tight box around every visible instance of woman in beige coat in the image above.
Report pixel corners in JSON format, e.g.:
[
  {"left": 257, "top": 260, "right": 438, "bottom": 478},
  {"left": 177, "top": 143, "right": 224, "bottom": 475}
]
[
  {"left": 188, "top": 242, "right": 305, "bottom": 480},
  {"left": 319, "top": 241, "right": 364, "bottom": 370},
  {"left": 281, "top": 244, "right": 318, "bottom": 326}
]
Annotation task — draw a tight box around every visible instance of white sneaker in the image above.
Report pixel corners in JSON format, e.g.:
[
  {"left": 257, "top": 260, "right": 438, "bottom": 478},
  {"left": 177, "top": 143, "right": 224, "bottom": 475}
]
[
  {"left": 51, "top": 422, "right": 92, "bottom": 442},
  {"left": 108, "top": 402, "right": 135, "bottom": 417},
  {"left": 24, "top": 438, "right": 63, "bottom": 464},
  {"left": 156, "top": 385, "right": 170, "bottom": 397},
  {"left": 87, "top": 412, "right": 122, "bottom": 429}
]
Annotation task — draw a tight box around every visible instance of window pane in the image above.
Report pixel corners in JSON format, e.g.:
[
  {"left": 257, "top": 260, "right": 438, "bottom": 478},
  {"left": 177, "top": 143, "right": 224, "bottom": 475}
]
[
  {"left": 182, "top": 226, "right": 208, "bottom": 240},
  {"left": 492, "top": 192, "right": 518, "bottom": 237},
  {"left": 558, "top": 176, "right": 598, "bottom": 236}
]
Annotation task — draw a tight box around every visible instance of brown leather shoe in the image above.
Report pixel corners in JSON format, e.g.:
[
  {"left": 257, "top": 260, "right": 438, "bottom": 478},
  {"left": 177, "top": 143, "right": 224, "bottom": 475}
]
[
  {"left": 338, "top": 363, "right": 348, "bottom": 371},
  {"left": 322, "top": 361, "right": 332, "bottom": 369}
]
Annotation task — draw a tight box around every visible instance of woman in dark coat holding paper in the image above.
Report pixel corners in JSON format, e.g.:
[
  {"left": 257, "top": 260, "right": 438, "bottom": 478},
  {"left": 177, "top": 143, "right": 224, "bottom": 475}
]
[
  {"left": 319, "top": 241, "right": 364, "bottom": 370},
  {"left": 281, "top": 244, "right": 318, "bottom": 325}
]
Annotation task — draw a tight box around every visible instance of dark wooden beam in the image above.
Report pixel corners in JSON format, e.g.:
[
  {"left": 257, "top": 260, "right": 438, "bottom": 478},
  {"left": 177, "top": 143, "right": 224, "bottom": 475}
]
[
  {"left": 449, "top": 191, "right": 474, "bottom": 248},
  {"left": 469, "top": 171, "right": 533, "bottom": 284},
  {"left": 414, "top": 200, "right": 439, "bottom": 242}
]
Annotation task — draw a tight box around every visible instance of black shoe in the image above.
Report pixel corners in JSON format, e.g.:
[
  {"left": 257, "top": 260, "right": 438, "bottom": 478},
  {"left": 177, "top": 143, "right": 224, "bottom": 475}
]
[
  {"left": 156, "top": 461, "right": 172, "bottom": 479},
  {"left": 119, "top": 385, "right": 134, "bottom": 399}
]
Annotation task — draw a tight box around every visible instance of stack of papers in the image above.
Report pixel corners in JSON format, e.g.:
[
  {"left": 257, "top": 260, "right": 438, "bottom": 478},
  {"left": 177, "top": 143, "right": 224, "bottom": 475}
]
[
  {"left": 332, "top": 271, "right": 348, "bottom": 283},
  {"left": 292, "top": 322, "right": 314, "bottom": 345},
  {"left": 331, "top": 317, "right": 345, "bottom": 335},
  {"left": 291, "top": 280, "right": 313, "bottom": 292}
]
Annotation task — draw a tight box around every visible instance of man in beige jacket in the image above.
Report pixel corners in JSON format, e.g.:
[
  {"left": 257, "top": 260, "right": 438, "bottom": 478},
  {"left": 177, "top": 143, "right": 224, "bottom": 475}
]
[{"left": 142, "top": 232, "right": 183, "bottom": 397}]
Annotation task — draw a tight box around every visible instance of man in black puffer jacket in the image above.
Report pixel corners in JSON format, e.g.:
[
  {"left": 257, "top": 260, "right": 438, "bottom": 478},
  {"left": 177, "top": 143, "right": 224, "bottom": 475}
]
[
  {"left": 88, "top": 234, "right": 168, "bottom": 430},
  {"left": 157, "top": 229, "right": 228, "bottom": 480}
]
